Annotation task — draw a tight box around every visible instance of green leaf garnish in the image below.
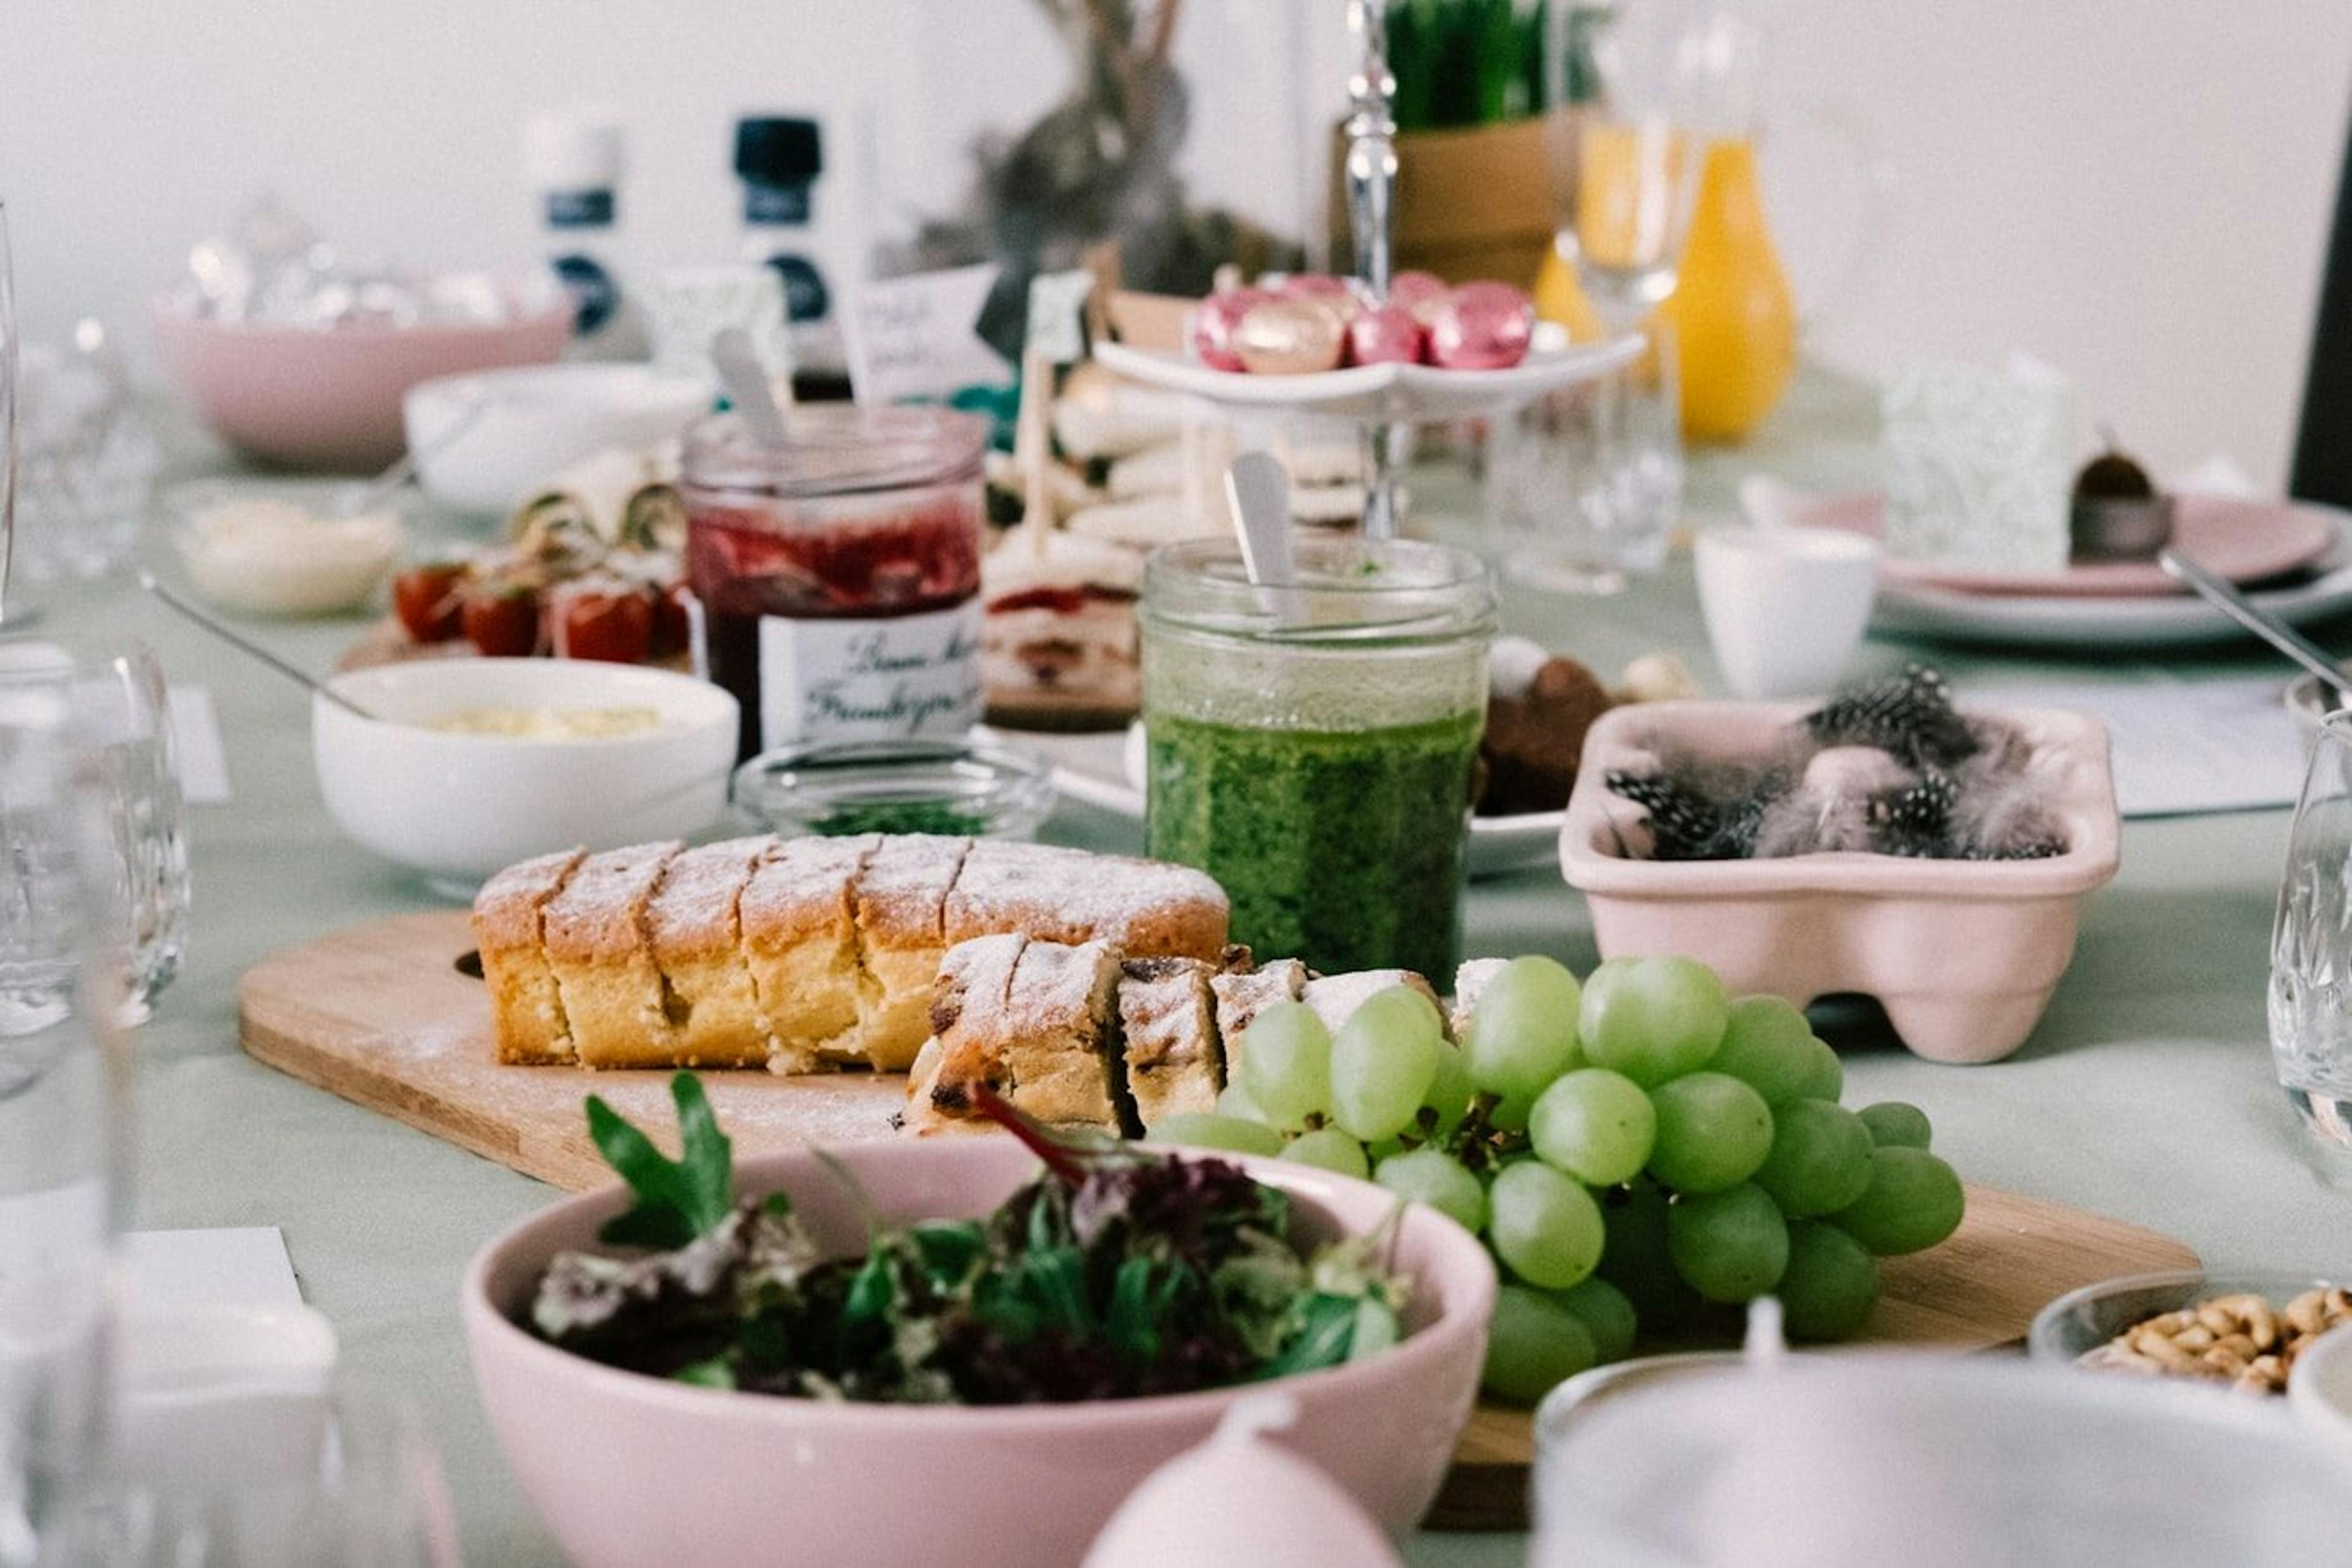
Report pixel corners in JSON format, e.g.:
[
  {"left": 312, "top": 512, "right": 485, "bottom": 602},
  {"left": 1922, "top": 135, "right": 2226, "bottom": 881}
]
[{"left": 587, "top": 1072, "right": 736, "bottom": 1249}]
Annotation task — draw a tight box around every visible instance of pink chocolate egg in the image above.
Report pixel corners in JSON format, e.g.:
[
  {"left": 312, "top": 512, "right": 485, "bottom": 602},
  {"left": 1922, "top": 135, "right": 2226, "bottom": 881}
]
[
  {"left": 1344, "top": 303, "right": 1426, "bottom": 367},
  {"left": 1388, "top": 270, "right": 1451, "bottom": 322},
  {"left": 1427, "top": 281, "right": 1536, "bottom": 370},
  {"left": 1191, "top": 287, "right": 1275, "bottom": 372},
  {"left": 1234, "top": 297, "right": 1348, "bottom": 375}
]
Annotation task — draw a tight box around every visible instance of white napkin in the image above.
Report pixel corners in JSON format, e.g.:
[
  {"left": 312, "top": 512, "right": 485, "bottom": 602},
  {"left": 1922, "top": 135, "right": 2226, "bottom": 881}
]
[
  {"left": 1991, "top": 676, "right": 2308, "bottom": 818},
  {"left": 123, "top": 1226, "right": 302, "bottom": 1311}
]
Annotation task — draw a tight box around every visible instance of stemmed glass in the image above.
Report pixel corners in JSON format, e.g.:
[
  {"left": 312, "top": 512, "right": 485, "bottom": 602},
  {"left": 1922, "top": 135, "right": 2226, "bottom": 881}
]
[
  {"left": 1489, "top": 1, "right": 1720, "bottom": 592},
  {"left": 0, "top": 677, "right": 128, "bottom": 1566},
  {"left": 2270, "top": 712, "right": 2352, "bottom": 1151}
]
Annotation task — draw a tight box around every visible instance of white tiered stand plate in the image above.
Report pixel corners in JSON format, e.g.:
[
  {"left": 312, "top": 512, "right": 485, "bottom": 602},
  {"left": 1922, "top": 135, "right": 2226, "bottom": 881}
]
[{"left": 1093, "top": 331, "right": 1645, "bottom": 423}]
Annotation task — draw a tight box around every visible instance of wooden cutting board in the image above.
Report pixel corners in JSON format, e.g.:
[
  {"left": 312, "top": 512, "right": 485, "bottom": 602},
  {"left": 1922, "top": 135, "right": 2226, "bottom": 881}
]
[{"left": 239, "top": 911, "right": 2200, "bottom": 1529}]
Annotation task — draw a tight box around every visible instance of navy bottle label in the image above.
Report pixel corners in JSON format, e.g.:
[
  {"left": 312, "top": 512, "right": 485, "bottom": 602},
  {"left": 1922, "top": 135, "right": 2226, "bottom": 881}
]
[
  {"left": 552, "top": 253, "right": 620, "bottom": 336},
  {"left": 543, "top": 190, "right": 614, "bottom": 228},
  {"left": 744, "top": 184, "right": 812, "bottom": 226},
  {"left": 763, "top": 255, "right": 831, "bottom": 323}
]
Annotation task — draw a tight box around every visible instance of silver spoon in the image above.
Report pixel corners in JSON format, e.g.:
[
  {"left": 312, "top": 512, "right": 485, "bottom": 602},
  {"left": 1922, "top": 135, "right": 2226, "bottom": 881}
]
[
  {"left": 711, "top": 327, "right": 791, "bottom": 448},
  {"left": 138, "top": 571, "right": 380, "bottom": 721},
  {"left": 2158, "top": 548, "right": 2352, "bottom": 702},
  {"left": 1224, "top": 450, "right": 1295, "bottom": 592}
]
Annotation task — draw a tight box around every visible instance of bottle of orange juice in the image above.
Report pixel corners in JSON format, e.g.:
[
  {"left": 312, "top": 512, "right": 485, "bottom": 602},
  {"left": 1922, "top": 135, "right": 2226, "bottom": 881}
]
[{"left": 1659, "top": 135, "right": 1796, "bottom": 443}]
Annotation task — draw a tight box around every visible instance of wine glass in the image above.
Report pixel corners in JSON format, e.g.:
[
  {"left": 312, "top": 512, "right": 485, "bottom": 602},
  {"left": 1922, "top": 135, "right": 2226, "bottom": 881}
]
[
  {"left": 0, "top": 677, "right": 127, "bottom": 1567},
  {"left": 61, "top": 1388, "right": 462, "bottom": 1568}
]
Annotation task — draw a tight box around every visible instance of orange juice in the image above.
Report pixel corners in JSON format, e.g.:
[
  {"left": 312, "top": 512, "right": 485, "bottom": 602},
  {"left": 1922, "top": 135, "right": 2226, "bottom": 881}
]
[{"left": 1659, "top": 137, "right": 1796, "bottom": 443}]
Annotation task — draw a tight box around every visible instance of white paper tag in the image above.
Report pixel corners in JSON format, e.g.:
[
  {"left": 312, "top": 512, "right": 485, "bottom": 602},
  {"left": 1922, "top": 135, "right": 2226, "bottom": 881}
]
[
  {"left": 757, "top": 601, "right": 983, "bottom": 747},
  {"left": 842, "top": 264, "right": 1009, "bottom": 405}
]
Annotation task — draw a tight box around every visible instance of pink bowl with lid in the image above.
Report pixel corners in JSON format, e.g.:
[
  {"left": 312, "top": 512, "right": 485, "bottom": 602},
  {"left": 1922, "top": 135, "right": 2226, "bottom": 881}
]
[
  {"left": 462, "top": 1137, "right": 1495, "bottom": 1568},
  {"left": 1559, "top": 699, "right": 2120, "bottom": 1065}
]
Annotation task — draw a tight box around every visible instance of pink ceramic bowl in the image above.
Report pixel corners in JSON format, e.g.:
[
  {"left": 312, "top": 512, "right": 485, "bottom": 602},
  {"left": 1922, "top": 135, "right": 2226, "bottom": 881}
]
[
  {"left": 153, "top": 300, "right": 571, "bottom": 472},
  {"left": 462, "top": 1139, "right": 1496, "bottom": 1568},
  {"left": 1560, "top": 699, "right": 2120, "bottom": 1065}
]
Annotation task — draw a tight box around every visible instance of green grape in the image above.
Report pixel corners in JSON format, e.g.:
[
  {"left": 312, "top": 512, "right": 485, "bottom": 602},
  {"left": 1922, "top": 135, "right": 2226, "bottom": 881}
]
[
  {"left": 1710, "top": 995, "right": 1820, "bottom": 1104},
  {"left": 1666, "top": 1182, "right": 1789, "bottom": 1303},
  {"left": 1487, "top": 1160, "right": 1605, "bottom": 1288},
  {"left": 1597, "top": 1181, "right": 1702, "bottom": 1327},
  {"left": 1645, "top": 1072, "right": 1774, "bottom": 1194},
  {"left": 1833, "top": 1147, "right": 1965, "bottom": 1256},
  {"left": 1482, "top": 1284, "right": 1599, "bottom": 1405},
  {"left": 1578, "top": 956, "right": 1729, "bottom": 1086},
  {"left": 1375, "top": 1148, "right": 1487, "bottom": 1234},
  {"left": 1216, "top": 1079, "right": 1266, "bottom": 1123},
  {"left": 1461, "top": 956, "right": 1583, "bottom": 1100},
  {"left": 1144, "top": 1113, "right": 1284, "bottom": 1159},
  {"left": 1778, "top": 1221, "right": 1880, "bottom": 1341},
  {"left": 1752, "top": 1098, "right": 1875, "bottom": 1218},
  {"left": 1529, "top": 1069, "right": 1656, "bottom": 1186},
  {"left": 1420, "top": 1040, "right": 1474, "bottom": 1140},
  {"left": 1238, "top": 1001, "right": 1333, "bottom": 1129},
  {"left": 1856, "top": 1101, "right": 1933, "bottom": 1149},
  {"left": 1790, "top": 1036, "right": 1844, "bottom": 1102},
  {"left": 1489, "top": 1091, "right": 1534, "bottom": 1134},
  {"left": 1329, "top": 989, "right": 1444, "bottom": 1141},
  {"left": 1549, "top": 1275, "right": 1638, "bottom": 1363},
  {"left": 1281, "top": 1127, "right": 1370, "bottom": 1178}
]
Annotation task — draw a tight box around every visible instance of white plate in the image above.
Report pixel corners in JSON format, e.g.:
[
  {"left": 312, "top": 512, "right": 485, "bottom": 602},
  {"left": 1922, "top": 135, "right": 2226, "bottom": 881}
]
[
  {"left": 1872, "top": 508, "right": 2352, "bottom": 649},
  {"left": 1015, "top": 722, "right": 1561, "bottom": 880},
  {"left": 1093, "top": 333, "right": 1644, "bottom": 424}
]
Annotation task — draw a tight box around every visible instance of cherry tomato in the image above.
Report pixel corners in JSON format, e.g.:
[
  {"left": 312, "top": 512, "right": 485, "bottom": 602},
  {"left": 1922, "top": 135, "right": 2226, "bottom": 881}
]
[
  {"left": 555, "top": 587, "right": 653, "bottom": 665},
  {"left": 393, "top": 563, "right": 468, "bottom": 644},
  {"left": 462, "top": 585, "right": 543, "bottom": 658},
  {"left": 648, "top": 582, "right": 693, "bottom": 661}
]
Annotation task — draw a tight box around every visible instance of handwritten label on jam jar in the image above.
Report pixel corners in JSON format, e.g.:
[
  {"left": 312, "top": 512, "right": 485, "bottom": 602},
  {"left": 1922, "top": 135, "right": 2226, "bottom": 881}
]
[{"left": 756, "top": 601, "right": 982, "bottom": 746}]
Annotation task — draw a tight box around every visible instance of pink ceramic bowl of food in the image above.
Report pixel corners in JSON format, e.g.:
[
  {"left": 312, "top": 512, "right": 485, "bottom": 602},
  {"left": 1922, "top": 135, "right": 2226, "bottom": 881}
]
[
  {"left": 153, "top": 295, "right": 571, "bottom": 472},
  {"left": 462, "top": 1138, "right": 1496, "bottom": 1568},
  {"left": 1560, "top": 699, "right": 2120, "bottom": 1065}
]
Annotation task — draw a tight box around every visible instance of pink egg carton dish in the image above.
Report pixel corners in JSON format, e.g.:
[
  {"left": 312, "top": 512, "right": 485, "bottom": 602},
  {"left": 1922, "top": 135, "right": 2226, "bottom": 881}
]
[{"left": 1560, "top": 699, "right": 2120, "bottom": 1065}]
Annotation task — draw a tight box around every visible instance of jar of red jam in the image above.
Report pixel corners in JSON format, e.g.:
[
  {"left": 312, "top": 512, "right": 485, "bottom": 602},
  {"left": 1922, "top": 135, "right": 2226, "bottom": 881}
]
[{"left": 681, "top": 406, "right": 988, "bottom": 761}]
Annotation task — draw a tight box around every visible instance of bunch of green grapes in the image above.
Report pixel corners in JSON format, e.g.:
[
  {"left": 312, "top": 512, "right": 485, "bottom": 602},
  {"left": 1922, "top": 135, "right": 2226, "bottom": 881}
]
[{"left": 1150, "top": 955, "right": 1966, "bottom": 1406}]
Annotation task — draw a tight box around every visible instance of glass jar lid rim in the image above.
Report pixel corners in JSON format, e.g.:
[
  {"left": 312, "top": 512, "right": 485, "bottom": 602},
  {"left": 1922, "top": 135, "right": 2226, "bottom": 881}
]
[
  {"left": 685, "top": 405, "right": 990, "bottom": 499},
  {"left": 1141, "top": 536, "right": 1497, "bottom": 644}
]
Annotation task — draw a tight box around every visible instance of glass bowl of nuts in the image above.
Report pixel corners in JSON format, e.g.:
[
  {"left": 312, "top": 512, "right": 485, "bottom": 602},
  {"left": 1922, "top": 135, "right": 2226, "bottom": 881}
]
[{"left": 2029, "top": 1271, "right": 2352, "bottom": 1395}]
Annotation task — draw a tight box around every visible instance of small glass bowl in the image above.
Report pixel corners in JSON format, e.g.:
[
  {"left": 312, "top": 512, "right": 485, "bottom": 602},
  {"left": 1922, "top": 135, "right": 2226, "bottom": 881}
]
[
  {"left": 731, "top": 737, "right": 1057, "bottom": 841},
  {"left": 2027, "top": 1269, "right": 2348, "bottom": 1368}
]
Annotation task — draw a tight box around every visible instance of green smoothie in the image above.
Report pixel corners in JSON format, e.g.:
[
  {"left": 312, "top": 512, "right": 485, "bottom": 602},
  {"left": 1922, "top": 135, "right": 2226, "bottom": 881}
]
[{"left": 1145, "top": 709, "right": 1483, "bottom": 980}]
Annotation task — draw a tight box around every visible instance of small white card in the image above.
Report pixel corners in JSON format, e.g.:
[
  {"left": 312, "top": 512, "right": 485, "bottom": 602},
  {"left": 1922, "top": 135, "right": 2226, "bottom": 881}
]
[
  {"left": 842, "top": 264, "right": 1009, "bottom": 405},
  {"left": 1990, "top": 676, "right": 2310, "bottom": 818},
  {"left": 167, "top": 685, "right": 231, "bottom": 804},
  {"left": 1025, "top": 268, "right": 1096, "bottom": 366},
  {"left": 123, "top": 1226, "right": 303, "bottom": 1311}
]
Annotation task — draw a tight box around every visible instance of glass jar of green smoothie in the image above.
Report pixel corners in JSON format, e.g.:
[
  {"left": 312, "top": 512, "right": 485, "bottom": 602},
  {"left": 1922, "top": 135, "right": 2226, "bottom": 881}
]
[{"left": 1140, "top": 537, "right": 1496, "bottom": 981}]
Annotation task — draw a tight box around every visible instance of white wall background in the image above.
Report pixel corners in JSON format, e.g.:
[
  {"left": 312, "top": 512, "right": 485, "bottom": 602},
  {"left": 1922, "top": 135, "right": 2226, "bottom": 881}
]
[{"left": 3, "top": 0, "right": 2346, "bottom": 487}]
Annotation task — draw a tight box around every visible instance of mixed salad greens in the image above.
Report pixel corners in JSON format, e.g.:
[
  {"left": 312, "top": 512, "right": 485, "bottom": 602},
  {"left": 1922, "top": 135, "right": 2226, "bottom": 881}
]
[{"left": 527, "top": 1075, "right": 1412, "bottom": 1404}]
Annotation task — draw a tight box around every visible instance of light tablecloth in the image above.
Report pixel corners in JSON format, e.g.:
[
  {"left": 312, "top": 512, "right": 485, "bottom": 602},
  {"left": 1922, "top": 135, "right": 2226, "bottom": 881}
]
[{"left": 75, "top": 369, "right": 2351, "bottom": 1567}]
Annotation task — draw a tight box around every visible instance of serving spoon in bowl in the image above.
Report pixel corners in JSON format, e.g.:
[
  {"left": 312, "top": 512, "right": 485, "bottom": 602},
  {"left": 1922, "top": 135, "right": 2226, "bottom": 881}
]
[{"left": 138, "top": 571, "right": 379, "bottom": 721}]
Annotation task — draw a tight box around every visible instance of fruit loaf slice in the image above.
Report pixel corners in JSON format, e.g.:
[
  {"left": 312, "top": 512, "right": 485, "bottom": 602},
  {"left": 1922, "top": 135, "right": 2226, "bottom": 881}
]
[
  {"left": 545, "top": 842, "right": 684, "bottom": 1069},
  {"left": 644, "top": 837, "right": 776, "bottom": 1069},
  {"left": 741, "top": 834, "right": 882, "bottom": 1074},
  {"left": 474, "top": 848, "right": 587, "bottom": 1065},
  {"left": 1117, "top": 956, "right": 1223, "bottom": 1129}
]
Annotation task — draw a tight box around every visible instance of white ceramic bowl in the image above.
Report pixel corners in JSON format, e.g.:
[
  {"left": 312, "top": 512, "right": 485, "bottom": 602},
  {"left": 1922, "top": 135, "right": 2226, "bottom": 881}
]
[
  {"left": 404, "top": 363, "right": 712, "bottom": 514},
  {"left": 169, "top": 478, "right": 404, "bottom": 617},
  {"left": 464, "top": 1139, "right": 1496, "bottom": 1568},
  {"left": 314, "top": 659, "right": 737, "bottom": 895}
]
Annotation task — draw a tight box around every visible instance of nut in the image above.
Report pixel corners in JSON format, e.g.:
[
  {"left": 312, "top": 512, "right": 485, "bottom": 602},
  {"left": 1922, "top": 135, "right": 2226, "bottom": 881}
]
[{"left": 2079, "top": 1285, "right": 2346, "bottom": 1397}]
